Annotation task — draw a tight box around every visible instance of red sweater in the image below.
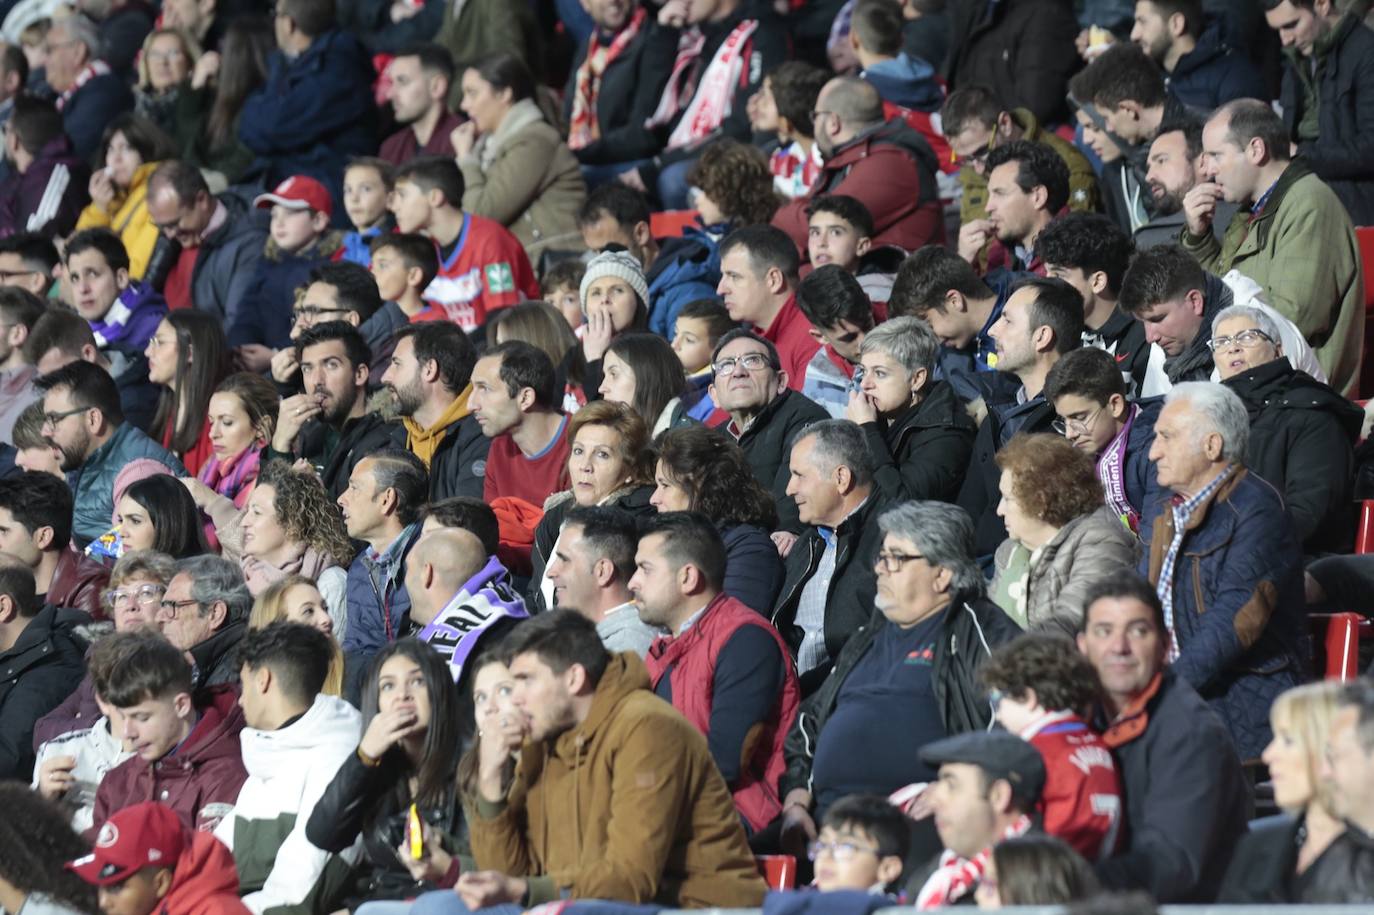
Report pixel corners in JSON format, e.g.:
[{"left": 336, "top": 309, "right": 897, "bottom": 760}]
[
  {"left": 1023, "top": 710, "right": 1123, "bottom": 862},
  {"left": 759, "top": 294, "right": 820, "bottom": 394},
  {"left": 482, "top": 415, "right": 571, "bottom": 506}
]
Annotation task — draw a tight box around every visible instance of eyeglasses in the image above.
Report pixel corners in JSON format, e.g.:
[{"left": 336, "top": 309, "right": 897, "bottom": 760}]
[
  {"left": 157, "top": 598, "right": 201, "bottom": 618},
  {"left": 145, "top": 49, "right": 186, "bottom": 63},
  {"left": 41, "top": 406, "right": 89, "bottom": 429},
  {"left": 807, "top": 840, "right": 882, "bottom": 862},
  {"left": 292, "top": 305, "right": 351, "bottom": 323},
  {"left": 1207, "top": 329, "right": 1275, "bottom": 351},
  {"left": 102, "top": 583, "right": 167, "bottom": 611},
  {"left": 956, "top": 131, "right": 999, "bottom": 167},
  {"left": 873, "top": 550, "right": 925, "bottom": 573},
  {"left": 712, "top": 353, "right": 775, "bottom": 376},
  {"left": 1052, "top": 406, "right": 1103, "bottom": 437}
]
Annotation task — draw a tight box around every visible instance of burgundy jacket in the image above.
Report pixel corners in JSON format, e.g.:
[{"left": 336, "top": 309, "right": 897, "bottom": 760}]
[
  {"left": 91, "top": 687, "right": 247, "bottom": 835},
  {"left": 48, "top": 548, "right": 111, "bottom": 620}
]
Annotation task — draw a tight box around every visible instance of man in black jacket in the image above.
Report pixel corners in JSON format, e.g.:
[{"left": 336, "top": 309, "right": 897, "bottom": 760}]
[
  {"left": 778, "top": 500, "right": 1020, "bottom": 863},
  {"left": 1267, "top": 0, "right": 1374, "bottom": 226},
  {"left": 1079, "top": 576, "right": 1248, "bottom": 903},
  {"left": 0, "top": 555, "right": 87, "bottom": 780},
  {"left": 956, "top": 276, "right": 1083, "bottom": 559},
  {"left": 945, "top": 0, "right": 1078, "bottom": 124},
  {"left": 381, "top": 322, "right": 489, "bottom": 501},
  {"left": 772, "top": 420, "right": 885, "bottom": 691},
  {"left": 1213, "top": 302, "right": 1361, "bottom": 555},
  {"left": 265, "top": 322, "right": 403, "bottom": 501},
  {"left": 712, "top": 329, "right": 829, "bottom": 538}
]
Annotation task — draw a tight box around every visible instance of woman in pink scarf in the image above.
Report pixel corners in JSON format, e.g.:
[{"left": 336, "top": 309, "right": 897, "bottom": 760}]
[{"left": 195, "top": 372, "right": 280, "bottom": 508}]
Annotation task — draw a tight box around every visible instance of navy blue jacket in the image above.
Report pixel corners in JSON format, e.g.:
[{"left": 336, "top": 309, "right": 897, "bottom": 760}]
[
  {"left": 239, "top": 29, "right": 377, "bottom": 215},
  {"left": 227, "top": 234, "right": 343, "bottom": 349},
  {"left": 61, "top": 70, "right": 134, "bottom": 162},
  {"left": 1141, "top": 466, "right": 1307, "bottom": 760},
  {"left": 1166, "top": 21, "right": 1266, "bottom": 110},
  {"left": 342, "top": 523, "right": 423, "bottom": 660},
  {"left": 1124, "top": 396, "right": 1162, "bottom": 529}
]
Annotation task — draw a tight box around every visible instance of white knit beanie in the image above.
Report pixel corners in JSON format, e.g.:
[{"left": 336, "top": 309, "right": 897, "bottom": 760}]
[{"left": 579, "top": 250, "right": 649, "bottom": 314}]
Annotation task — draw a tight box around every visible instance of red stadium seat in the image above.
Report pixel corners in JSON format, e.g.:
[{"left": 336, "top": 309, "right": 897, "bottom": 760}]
[
  {"left": 650, "top": 210, "right": 700, "bottom": 239},
  {"left": 756, "top": 854, "right": 798, "bottom": 890},
  {"left": 1357, "top": 226, "right": 1374, "bottom": 310},
  {"left": 1312, "top": 612, "right": 1374, "bottom": 681}
]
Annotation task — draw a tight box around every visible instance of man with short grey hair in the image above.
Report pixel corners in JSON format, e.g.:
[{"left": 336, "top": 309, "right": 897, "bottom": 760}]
[
  {"left": 778, "top": 500, "right": 1020, "bottom": 860},
  {"left": 772, "top": 418, "right": 886, "bottom": 692},
  {"left": 41, "top": 13, "right": 132, "bottom": 161},
  {"left": 1214, "top": 303, "right": 1361, "bottom": 555},
  {"left": 160, "top": 555, "right": 252, "bottom": 689},
  {"left": 1142, "top": 381, "right": 1305, "bottom": 759}
]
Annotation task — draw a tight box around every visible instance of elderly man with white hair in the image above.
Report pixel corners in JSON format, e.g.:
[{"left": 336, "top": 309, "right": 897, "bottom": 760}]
[
  {"left": 1214, "top": 303, "right": 1362, "bottom": 555},
  {"left": 1142, "top": 381, "right": 1306, "bottom": 759},
  {"left": 41, "top": 13, "right": 133, "bottom": 160}
]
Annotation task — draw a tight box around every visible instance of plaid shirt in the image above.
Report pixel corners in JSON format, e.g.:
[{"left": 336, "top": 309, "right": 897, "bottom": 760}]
[{"left": 1157, "top": 465, "right": 1235, "bottom": 661}]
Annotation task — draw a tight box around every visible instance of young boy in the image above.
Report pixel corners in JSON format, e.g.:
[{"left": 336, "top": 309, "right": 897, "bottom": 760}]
[
  {"left": 806, "top": 195, "right": 904, "bottom": 306},
  {"left": 541, "top": 258, "right": 586, "bottom": 334},
  {"left": 90, "top": 629, "right": 247, "bottom": 835},
  {"left": 795, "top": 265, "right": 878, "bottom": 417},
  {"left": 750, "top": 62, "right": 829, "bottom": 200},
  {"left": 810, "top": 794, "right": 909, "bottom": 894},
  {"left": 230, "top": 176, "right": 343, "bottom": 371},
  {"left": 671, "top": 298, "right": 736, "bottom": 422},
  {"left": 68, "top": 801, "right": 250, "bottom": 915},
  {"left": 389, "top": 156, "right": 538, "bottom": 333},
  {"left": 369, "top": 233, "right": 443, "bottom": 323},
  {"left": 339, "top": 157, "right": 395, "bottom": 267}
]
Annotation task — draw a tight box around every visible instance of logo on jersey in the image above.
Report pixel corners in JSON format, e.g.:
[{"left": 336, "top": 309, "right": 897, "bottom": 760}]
[{"left": 485, "top": 263, "right": 515, "bottom": 294}]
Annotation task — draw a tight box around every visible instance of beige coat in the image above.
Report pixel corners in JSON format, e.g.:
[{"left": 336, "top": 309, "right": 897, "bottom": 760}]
[{"left": 459, "top": 99, "right": 587, "bottom": 264}]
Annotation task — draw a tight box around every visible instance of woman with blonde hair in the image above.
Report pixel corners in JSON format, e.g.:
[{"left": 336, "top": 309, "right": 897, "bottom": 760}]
[
  {"left": 134, "top": 28, "right": 200, "bottom": 138},
  {"left": 989, "top": 433, "right": 1138, "bottom": 633},
  {"left": 1219, "top": 680, "right": 1346, "bottom": 902},
  {"left": 249, "top": 574, "right": 345, "bottom": 696}
]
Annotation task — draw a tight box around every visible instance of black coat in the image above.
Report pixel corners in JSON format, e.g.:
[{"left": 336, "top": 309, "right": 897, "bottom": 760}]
[
  {"left": 1301, "top": 826, "right": 1374, "bottom": 904},
  {"left": 734, "top": 390, "right": 830, "bottom": 534},
  {"left": 189, "top": 620, "right": 246, "bottom": 691},
  {"left": 1093, "top": 670, "right": 1250, "bottom": 903},
  {"left": 1281, "top": 15, "right": 1374, "bottom": 227},
  {"left": 771, "top": 491, "right": 889, "bottom": 692},
  {"left": 560, "top": 21, "right": 673, "bottom": 166},
  {"left": 269, "top": 412, "right": 407, "bottom": 501},
  {"left": 779, "top": 594, "right": 1021, "bottom": 800},
  {"left": 1218, "top": 813, "right": 1330, "bottom": 904},
  {"left": 428, "top": 414, "right": 491, "bottom": 503},
  {"left": 861, "top": 380, "right": 975, "bottom": 505},
  {"left": 1223, "top": 360, "right": 1362, "bottom": 555},
  {"left": 944, "top": 0, "right": 1079, "bottom": 125},
  {"left": 0, "top": 606, "right": 89, "bottom": 780}
]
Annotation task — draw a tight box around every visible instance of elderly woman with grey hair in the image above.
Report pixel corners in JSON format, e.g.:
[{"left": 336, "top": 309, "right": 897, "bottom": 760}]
[
  {"left": 777, "top": 500, "right": 1021, "bottom": 862},
  {"left": 163, "top": 554, "right": 254, "bottom": 689},
  {"left": 846, "top": 316, "right": 976, "bottom": 503},
  {"left": 1142, "top": 381, "right": 1307, "bottom": 760},
  {"left": 1212, "top": 303, "right": 1362, "bottom": 555}
]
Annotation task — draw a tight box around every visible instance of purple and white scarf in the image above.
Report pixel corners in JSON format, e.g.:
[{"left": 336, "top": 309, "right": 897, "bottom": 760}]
[
  {"left": 1096, "top": 403, "right": 1139, "bottom": 533},
  {"left": 417, "top": 556, "right": 529, "bottom": 682}
]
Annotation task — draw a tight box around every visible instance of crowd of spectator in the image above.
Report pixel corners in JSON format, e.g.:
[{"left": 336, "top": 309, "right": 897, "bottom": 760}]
[{"left": 1, "top": 0, "right": 1374, "bottom": 912}]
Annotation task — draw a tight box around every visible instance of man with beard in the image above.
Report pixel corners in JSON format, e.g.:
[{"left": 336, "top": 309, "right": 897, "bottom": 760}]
[
  {"left": 379, "top": 45, "right": 464, "bottom": 165},
  {"left": 380, "top": 321, "right": 489, "bottom": 500},
  {"left": 1135, "top": 118, "right": 1237, "bottom": 250},
  {"left": 35, "top": 360, "right": 183, "bottom": 548},
  {"left": 265, "top": 322, "right": 403, "bottom": 500},
  {"left": 957, "top": 141, "right": 1070, "bottom": 276}
]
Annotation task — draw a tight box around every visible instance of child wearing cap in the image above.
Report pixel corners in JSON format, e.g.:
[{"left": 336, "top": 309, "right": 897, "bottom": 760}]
[
  {"left": 368, "top": 232, "right": 445, "bottom": 323},
  {"left": 339, "top": 157, "right": 395, "bottom": 267},
  {"left": 68, "top": 801, "right": 249, "bottom": 915},
  {"left": 228, "top": 176, "right": 345, "bottom": 373}
]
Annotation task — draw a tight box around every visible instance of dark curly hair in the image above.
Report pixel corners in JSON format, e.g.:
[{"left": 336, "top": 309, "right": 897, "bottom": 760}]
[
  {"left": 656, "top": 425, "right": 777, "bottom": 530},
  {"left": 994, "top": 433, "right": 1104, "bottom": 528},
  {"left": 978, "top": 632, "right": 1103, "bottom": 716},
  {"left": 686, "top": 139, "right": 783, "bottom": 227},
  {"left": 0, "top": 784, "right": 98, "bottom": 913}
]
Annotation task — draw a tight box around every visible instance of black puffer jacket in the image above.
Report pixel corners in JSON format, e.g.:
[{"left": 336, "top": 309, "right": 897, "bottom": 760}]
[
  {"left": 560, "top": 20, "right": 673, "bottom": 167},
  {"left": 1223, "top": 359, "right": 1362, "bottom": 555},
  {"left": 265, "top": 410, "right": 406, "bottom": 501},
  {"left": 427, "top": 414, "right": 491, "bottom": 502},
  {"left": 779, "top": 594, "right": 1021, "bottom": 800},
  {"left": 0, "top": 606, "right": 88, "bottom": 780},
  {"left": 734, "top": 390, "right": 830, "bottom": 534},
  {"left": 860, "top": 380, "right": 975, "bottom": 505},
  {"left": 306, "top": 751, "right": 462, "bottom": 907}
]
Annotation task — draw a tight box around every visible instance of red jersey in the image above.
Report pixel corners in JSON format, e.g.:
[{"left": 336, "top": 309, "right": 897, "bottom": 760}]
[
  {"left": 482, "top": 415, "right": 571, "bottom": 506},
  {"left": 758, "top": 294, "right": 821, "bottom": 394},
  {"left": 1023, "top": 711, "right": 1123, "bottom": 862},
  {"left": 423, "top": 213, "right": 539, "bottom": 331}
]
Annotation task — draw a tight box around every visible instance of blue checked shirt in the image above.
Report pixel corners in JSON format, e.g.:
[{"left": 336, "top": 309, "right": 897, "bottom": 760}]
[{"left": 1157, "top": 465, "right": 1235, "bottom": 661}]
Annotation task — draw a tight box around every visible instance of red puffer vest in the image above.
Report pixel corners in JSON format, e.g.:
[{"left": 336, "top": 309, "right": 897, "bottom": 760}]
[{"left": 644, "top": 593, "right": 800, "bottom": 832}]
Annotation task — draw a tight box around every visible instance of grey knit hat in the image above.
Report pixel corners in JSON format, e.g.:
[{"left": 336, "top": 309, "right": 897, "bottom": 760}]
[{"left": 579, "top": 250, "right": 649, "bottom": 314}]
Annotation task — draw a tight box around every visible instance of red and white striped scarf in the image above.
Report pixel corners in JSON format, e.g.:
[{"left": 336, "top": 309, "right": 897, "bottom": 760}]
[
  {"left": 56, "top": 60, "right": 111, "bottom": 111},
  {"left": 568, "top": 8, "right": 647, "bottom": 151},
  {"left": 645, "top": 19, "right": 758, "bottom": 150},
  {"left": 915, "top": 813, "right": 1032, "bottom": 909}
]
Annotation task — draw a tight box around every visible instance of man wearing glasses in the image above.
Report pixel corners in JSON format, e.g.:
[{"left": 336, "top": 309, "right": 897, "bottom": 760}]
[
  {"left": 157, "top": 556, "right": 253, "bottom": 690},
  {"left": 708, "top": 329, "right": 828, "bottom": 539},
  {"left": 35, "top": 360, "right": 183, "bottom": 548},
  {"left": 1214, "top": 303, "right": 1361, "bottom": 555}
]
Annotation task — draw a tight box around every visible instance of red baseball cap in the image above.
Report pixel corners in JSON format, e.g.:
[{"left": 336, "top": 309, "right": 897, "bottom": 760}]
[
  {"left": 67, "top": 803, "right": 186, "bottom": 887},
  {"left": 253, "top": 175, "right": 333, "bottom": 217}
]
